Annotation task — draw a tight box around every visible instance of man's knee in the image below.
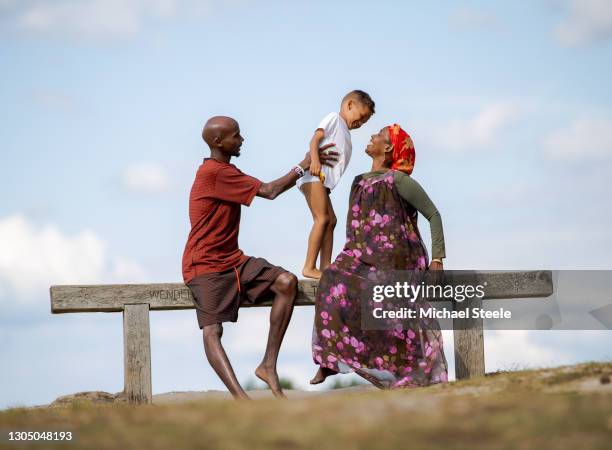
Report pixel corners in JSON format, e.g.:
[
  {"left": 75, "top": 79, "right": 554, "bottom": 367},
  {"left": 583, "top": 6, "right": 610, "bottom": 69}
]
[
  {"left": 203, "top": 323, "right": 223, "bottom": 344},
  {"left": 274, "top": 272, "right": 298, "bottom": 296}
]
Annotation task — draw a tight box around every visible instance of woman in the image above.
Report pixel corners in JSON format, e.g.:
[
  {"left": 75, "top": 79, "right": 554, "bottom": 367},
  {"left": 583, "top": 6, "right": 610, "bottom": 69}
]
[{"left": 311, "top": 124, "right": 448, "bottom": 389}]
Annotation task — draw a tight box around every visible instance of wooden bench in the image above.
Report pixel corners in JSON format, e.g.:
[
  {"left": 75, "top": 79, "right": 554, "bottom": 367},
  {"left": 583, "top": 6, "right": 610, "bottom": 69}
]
[{"left": 49, "top": 270, "right": 553, "bottom": 404}]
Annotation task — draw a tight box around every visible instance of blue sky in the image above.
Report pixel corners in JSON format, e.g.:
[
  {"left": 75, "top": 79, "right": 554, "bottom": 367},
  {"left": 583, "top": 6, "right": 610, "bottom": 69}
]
[{"left": 1, "top": 0, "right": 612, "bottom": 409}]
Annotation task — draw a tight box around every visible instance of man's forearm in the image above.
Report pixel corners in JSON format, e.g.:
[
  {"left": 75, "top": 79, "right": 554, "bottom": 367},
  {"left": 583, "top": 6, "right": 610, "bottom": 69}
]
[{"left": 257, "top": 170, "right": 301, "bottom": 200}]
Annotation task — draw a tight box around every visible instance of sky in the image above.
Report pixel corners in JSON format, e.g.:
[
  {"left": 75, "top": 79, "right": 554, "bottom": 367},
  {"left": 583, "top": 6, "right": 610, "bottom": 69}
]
[{"left": 1, "top": 0, "right": 612, "bottom": 409}]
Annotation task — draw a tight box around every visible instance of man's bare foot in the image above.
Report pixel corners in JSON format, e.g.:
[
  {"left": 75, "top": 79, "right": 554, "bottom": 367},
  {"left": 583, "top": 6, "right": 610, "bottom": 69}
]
[
  {"left": 310, "top": 367, "right": 337, "bottom": 385},
  {"left": 255, "top": 364, "right": 286, "bottom": 398},
  {"left": 302, "top": 267, "right": 322, "bottom": 279}
]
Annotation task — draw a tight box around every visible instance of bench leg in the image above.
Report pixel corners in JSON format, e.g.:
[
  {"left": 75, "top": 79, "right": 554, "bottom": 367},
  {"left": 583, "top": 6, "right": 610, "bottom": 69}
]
[
  {"left": 123, "top": 303, "right": 152, "bottom": 404},
  {"left": 453, "top": 298, "right": 485, "bottom": 380}
]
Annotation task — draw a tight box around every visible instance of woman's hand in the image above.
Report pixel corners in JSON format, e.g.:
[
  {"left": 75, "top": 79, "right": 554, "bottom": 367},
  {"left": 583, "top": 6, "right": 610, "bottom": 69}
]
[
  {"left": 429, "top": 260, "right": 443, "bottom": 271},
  {"left": 300, "top": 143, "right": 339, "bottom": 171}
]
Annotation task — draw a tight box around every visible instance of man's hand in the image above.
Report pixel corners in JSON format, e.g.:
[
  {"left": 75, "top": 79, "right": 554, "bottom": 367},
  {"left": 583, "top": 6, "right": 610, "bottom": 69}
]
[{"left": 300, "top": 143, "right": 339, "bottom": 171}]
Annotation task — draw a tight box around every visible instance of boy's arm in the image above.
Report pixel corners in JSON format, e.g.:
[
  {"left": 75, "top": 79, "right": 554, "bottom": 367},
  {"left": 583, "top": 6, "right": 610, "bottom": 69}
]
[
  {"left": 309, "top": 129, "right": 325, "bottom": 176},
  {"left": 257, "top": 144, "right": 337, "bottom": 200}
]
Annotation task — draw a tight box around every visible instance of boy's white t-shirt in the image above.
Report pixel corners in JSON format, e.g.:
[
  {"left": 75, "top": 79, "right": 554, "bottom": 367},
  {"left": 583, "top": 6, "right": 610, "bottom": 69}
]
[{"left": 297, "top": 112, "right": 352, "bottom": 191}]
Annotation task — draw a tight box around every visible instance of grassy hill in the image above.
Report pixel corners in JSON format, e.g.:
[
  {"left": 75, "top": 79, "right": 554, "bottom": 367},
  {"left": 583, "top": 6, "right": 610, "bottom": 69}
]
[{"left": 1, "top": 362, "right": 611, "bottom": 450}]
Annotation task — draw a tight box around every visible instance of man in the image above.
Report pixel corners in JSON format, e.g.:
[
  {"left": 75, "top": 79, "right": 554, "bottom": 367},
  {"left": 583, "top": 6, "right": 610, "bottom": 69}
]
[{"left": 182, "top": 116, "right": 337, "bottom": 399}]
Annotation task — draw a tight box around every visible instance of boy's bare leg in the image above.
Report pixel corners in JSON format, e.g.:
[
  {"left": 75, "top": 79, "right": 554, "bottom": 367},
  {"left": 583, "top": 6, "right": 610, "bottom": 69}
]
[
  {"left": 255, "top": 272, "right": 298, "bottom": 398},
  {"left": 319, "top": 193, "right": 336, "bottom": 272},
  {"left": 202, "top": 324, "right": 250, "bottom": 400},
  {"left": 301, "top": 181, "right": 331, "bottom": 279}
]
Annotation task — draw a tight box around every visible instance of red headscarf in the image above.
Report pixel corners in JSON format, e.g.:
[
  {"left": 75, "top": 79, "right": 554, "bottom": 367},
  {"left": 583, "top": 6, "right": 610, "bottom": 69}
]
[{"left": 387, "top": 124, "right": 415, "bottom": 175}]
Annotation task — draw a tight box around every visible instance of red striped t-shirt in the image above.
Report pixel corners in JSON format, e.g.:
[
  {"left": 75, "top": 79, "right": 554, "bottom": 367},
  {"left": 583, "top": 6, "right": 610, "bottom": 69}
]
[{"left": 182, "top": 158, "right": 262, "bottom": 283}]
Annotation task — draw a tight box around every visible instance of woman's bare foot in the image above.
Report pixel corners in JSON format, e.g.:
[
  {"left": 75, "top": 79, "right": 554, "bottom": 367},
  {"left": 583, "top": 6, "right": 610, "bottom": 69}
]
[
  {"left": 255, "top": 363, "right": 286, "bottom": 398},
  {"left": 310, "top": 367, "right": 337, "bottom": 385},
  {"left": 302, "top": 267, "right": 322, "bottom": 279}
]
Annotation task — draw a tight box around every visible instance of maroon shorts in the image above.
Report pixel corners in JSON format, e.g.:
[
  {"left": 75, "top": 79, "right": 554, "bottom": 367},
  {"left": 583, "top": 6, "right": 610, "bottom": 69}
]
[{"left": 186, "top": 256, "right": 289, "bottom": 328}]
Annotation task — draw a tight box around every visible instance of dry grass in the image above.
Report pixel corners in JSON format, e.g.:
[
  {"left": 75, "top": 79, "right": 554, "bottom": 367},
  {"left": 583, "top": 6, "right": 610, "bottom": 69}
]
[{"left": 1, "top": 362, "right": 611, "bottom": 450}]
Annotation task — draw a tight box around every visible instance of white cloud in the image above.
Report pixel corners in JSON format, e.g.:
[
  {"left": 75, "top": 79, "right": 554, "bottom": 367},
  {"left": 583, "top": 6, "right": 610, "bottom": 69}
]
[
  {"left": 485, "top": 330, "right": 568, "bottom": 371},
  {"left": 121, "top": 163, "right": 171, "bottom": 193},
  {"left": 0, "top": 214, "right": 147, "bottom": 301},
  {"left": 449, "top": 7, "right": 501, "bottom": 31},
  {"left": 554, "top": 0, "right": 612, "bottom": 47},
  {"left": 543, "top": 117, "right": 612, "bottom": 161},
  {"left": 428, "top": 103, "right": 523, "bottom": 152},
  {"left": 31, "top": 89, "right": 74, "bottom": 111},
  {"left": 0, "top": 0, "right": 215, "bottom": 40}
]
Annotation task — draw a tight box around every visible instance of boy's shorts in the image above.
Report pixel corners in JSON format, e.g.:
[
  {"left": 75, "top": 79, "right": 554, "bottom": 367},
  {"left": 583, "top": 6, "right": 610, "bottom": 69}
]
[{"left": 186, "top": 256, "right": 289, "bottom": 329}]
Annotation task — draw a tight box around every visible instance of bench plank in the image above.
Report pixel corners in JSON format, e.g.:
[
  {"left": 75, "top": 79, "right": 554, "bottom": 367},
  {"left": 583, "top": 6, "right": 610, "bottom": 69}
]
[{"left": 50, "top": 271, "right": 553, "bottom": 313}]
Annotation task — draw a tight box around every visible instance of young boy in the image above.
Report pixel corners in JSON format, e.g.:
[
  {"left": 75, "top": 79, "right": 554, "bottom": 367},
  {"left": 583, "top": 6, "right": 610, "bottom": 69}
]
[{"left": 297, "top": 90, "right": 375, "bottom": 279}]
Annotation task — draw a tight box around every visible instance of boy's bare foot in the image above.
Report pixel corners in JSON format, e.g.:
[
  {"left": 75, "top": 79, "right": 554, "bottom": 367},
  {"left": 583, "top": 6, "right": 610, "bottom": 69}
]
[
  {"left": 302, "top": 267, "right": 322, "bottom": 279},
  {"left": 310, "top": 367, "right": 337, "bottom": 384},
  {"left": 255, "top": 363, "right": 286, "bottom": 398}
]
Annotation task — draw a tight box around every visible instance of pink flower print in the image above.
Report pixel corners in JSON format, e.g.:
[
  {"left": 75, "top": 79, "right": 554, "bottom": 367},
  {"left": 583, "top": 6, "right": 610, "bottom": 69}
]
[
  {"left": 336, "top": 342, "right": 344, "bottom": 350},
  {"left": 315, "top": 355, "right": 323, "bottom": 363},
  {"left": 407, "top": 329, "right": 416, "bottom": 339},
  {"left": 380, "top": 235, "right": 388, "bottom": 242},
  {"left": 330, "top": 330, "right": 336, "bottom": 337},
  {"left": 389, "top": 346, "right": 397, "bottom": 354},
  {"left": 351, "top": 219, "right": 360, "bottom": 228},
  {"left": 327, "top": 355, "right": 337, "bottom": 363},
  {"left": 425, "top": 345, "right": 433, "bottom": 357},
  {"left": 336, "top": 283, "right": 347, "bottom": 295},
  {"left": 404, "top": 366, "right": 413, "bottom": 373},
  {"left": 321, "top": 329, "right": 331, "bottom": 338},
  {"left": 350, "top": 336, "right": 359, "bottom": 347},
  {"left": 364, "top": 225, "right": 372, "bottom": 232},
  {"left": 373, "top": 214, "right": 382, "bottom": 224},
  {"left": 366, "top": 247, "right": 373, "bottom": 255},
  {"left": 408, "top": 232, "right": 419, "bottom": 242},
  {"left": 353, "top": 249, "right": 362, "bottom": 258},
  {"left": 343, "top": 336, "right": 350, "bottom": 344},
  {"left": 352, "top": 204, "right": 360, "bottom": 212},
  {"left": 342, "top": 326, "right": 349, "bottom": 333},
  {"left": 340, "top": 299, "right": 347, "bottom": 307},
  {"left": 375, "top": 357, "right": 384, "bottom": 367},
  {"left": 419, "top": 361, "right": 427, "bottom": 368},
  {"left": 323, "top": 320, "right": 328, "bottom": 326},
  {"left": 320, "top": 311, "right": 329, "bottom": 320},
  {"left": 352, "top": 361, "right": 361, "bottom": 369},
  {"left": 369, "top": 209, "right": 376, "bottom": 217},
  {"left": 417, "top": 256, "right": 426, "bottom": 268}
]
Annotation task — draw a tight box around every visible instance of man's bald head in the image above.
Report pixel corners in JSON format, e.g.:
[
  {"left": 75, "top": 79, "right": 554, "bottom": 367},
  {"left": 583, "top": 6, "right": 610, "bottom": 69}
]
[
  {"left": 202, "top": 116, "right": 244, "bottom": 158},
  {"left": 202, "top": 116, "right": 239, "bottom": 147}
]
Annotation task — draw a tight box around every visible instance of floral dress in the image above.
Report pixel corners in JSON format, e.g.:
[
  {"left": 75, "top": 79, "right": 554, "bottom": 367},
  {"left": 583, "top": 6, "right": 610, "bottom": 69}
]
[{"left": 312, "top": 170, "right": 448, "bottom": 388}]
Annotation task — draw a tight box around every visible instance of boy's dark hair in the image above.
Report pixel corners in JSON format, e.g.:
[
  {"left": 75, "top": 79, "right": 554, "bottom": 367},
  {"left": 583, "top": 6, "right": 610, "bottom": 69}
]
[{"left": 343, "top": 90, "right": 375, "bottom": 114}]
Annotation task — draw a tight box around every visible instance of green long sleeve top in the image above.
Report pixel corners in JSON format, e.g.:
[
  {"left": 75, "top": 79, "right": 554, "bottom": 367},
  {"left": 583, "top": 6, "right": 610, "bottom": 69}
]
[{"left": 361, "top": 170, "right": 446, "bottom": 259}]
